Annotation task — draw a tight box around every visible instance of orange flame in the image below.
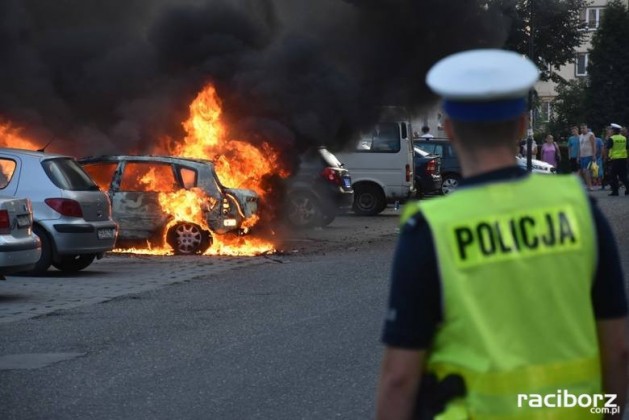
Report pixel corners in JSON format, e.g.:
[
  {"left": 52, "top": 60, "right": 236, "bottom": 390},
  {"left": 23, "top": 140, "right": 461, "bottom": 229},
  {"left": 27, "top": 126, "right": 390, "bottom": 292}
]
[
  {"left": 0, "top": 120, "right": 41, "bottom": 150},
  {"left": 120, "top": 84, "right": 289, "bottom": 256},
  {"left": 0, "top": 120, "right": 44, "bottom": 183},
  {"left": 172, "top": 85, "right": 289, "bottom": 197}
]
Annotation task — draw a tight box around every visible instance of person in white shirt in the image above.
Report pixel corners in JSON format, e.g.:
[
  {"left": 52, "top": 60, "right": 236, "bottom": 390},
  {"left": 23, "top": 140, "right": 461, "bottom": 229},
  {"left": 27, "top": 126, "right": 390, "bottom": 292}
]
[
  {"left": 420, "top": 126, "right": 434, "bottom": 139},
  {"left": 578, "top": 124, "right": 596, "bottom": 191}
]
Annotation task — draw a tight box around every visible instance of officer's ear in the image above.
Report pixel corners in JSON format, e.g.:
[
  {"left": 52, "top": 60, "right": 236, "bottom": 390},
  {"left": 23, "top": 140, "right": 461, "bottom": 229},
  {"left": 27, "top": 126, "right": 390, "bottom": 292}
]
[{"left": 443, "top": 117, "right": 456, "bottom": 141}]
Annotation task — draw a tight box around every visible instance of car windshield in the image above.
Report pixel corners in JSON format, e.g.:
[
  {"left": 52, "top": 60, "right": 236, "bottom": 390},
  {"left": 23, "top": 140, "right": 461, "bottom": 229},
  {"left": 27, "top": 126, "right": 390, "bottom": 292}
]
[{"left": 42, "top": 158, "right": 99, "bottom": 191}]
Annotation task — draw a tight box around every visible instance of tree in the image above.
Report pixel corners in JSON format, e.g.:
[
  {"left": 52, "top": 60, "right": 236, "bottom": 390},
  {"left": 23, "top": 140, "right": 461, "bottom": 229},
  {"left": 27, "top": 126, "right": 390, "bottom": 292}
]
[
  {"left": 585, "top": 0, "right": 629, "bottom": 133},
  {"left": 486, "top": 0, "right": 588, "bottom": 80},
  {"left": 546, "top": 79, "right": 588, "bottom": 135}
]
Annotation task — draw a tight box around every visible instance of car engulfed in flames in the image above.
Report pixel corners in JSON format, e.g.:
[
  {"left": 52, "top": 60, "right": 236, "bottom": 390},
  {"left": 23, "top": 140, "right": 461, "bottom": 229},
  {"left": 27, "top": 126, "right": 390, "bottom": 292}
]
[
  {"left": 1, "top": 83, "right": 292, "bottom": 257},
  {"left": 79, "top": 155, "right": 260, "bottom": 255}
]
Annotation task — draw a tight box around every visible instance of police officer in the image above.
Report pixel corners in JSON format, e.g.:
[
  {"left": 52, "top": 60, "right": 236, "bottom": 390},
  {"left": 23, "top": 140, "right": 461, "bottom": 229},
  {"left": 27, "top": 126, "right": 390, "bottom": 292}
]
[
  {"left": 606, "top": 123, "right": 628, "bottom": 196},
  {"left": 375, "top": 49, "right": 628, "bottom": 419}
]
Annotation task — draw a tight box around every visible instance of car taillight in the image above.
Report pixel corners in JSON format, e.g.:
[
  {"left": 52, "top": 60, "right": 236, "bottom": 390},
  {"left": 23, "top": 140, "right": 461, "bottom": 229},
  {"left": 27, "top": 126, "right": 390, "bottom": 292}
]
[
  {"left": 425, "top": 159, "right": 437, "bottom": 175},
  {"left": 45, "top": 198, "right": 83, "bottom": 217},
  {"left": 405, "top": 164, "right": 411, "bottom": 182},
  {"left": 321, "top": 167, "right": 342, "bottom": 186},
  {"left": 0, "top": 210, "right": 10, "bottom": 234}
]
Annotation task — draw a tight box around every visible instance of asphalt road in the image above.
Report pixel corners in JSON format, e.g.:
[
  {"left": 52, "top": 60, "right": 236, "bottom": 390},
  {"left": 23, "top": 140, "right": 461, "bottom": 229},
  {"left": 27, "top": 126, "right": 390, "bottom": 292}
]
[
  {"left": 0, "top": 187, "right": 628, "bottom": 420},
  {"left": 0, "top": 210, "right": 400, "bottom": 420}
]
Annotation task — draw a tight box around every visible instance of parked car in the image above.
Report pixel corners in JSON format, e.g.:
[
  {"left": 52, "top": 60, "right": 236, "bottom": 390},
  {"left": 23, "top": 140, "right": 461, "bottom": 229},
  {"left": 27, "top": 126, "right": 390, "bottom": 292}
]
[
  {"left": 0, "top": 148, "right": 118, "bottom": 274},
  {"left": 286, "top": 147, "right": 353, "bottom": 228},
  {"left": 79, "top": 155, "right": 259, "bottom": 254},
  {"left": 515, "top": 155, "right": 557, "bottom": 174},
  {"left": 414, "top": 138, "right": 462, "bottom": 195},
  {"left": 413, "top": 147, "right": 442, "bottom": 197},
  {"left": 415, "top": 138, "right": 556, "bottom": 194},
  {"left": 0, "top": 196, "right": 41, "bottom": 276},
  {"left": 334, "top": 117, "right": 415, "bottom": 216}
]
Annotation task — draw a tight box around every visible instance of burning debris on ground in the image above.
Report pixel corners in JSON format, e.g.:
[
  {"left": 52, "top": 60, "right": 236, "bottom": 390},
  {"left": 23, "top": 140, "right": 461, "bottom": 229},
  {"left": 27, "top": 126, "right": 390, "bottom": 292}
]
[{"left": 0, "top": 0, "right": 509, "bottom": 256}]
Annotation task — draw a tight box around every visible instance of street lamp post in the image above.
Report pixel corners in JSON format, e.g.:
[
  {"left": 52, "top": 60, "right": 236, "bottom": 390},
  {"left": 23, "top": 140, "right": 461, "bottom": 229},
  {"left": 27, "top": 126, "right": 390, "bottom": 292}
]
[{"left": 526, "top": 0, "right": 535, "bottom": 172}]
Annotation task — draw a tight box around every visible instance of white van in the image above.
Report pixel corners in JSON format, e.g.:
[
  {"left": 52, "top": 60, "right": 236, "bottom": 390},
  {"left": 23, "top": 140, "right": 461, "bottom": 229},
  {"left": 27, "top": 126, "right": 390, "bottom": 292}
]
[{"left": 334, "top": 120, "right": 415, "bottom": 215}]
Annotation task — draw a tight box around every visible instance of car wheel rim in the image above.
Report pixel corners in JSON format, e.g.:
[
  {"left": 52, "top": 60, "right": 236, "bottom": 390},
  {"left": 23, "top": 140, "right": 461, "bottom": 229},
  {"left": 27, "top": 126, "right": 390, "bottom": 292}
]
[
  {"left": 174, "top": 223, "right": 202, "bottom": 254},
  {"left": 289, "top": 196, "right": 317, "bottom": 225},
  {"left": 441, "top": 178, "right": 459, "bottom": 195}
]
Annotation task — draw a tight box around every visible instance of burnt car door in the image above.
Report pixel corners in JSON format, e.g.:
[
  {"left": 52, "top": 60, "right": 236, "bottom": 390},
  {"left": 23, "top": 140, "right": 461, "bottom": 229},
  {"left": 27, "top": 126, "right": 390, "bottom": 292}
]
[{"left": 111, "top": 160, "right": 179, "bottom": 240}]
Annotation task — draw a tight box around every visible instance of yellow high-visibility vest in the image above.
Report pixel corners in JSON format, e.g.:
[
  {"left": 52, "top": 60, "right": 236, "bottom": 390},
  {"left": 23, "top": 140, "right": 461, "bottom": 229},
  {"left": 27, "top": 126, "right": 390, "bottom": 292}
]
[
  {"left": 402, "top": 174, "right": 600, "bottom": 419},
  {"left": 609, "top": 134, "right": 628, "bottom": 160}
]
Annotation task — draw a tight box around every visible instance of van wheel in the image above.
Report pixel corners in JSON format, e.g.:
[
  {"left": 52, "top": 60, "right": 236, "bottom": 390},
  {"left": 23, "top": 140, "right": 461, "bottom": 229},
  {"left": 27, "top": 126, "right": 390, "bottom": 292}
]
[
  {"left": 52, "top": 254, "right": 96, "bottom": 272},
  {"left": 22, "top": 225, "right": 52, "bottom": 275},
  {"left": 166, "top": 222, "right": 212, "bottom": 255},
  {"left": 353, "top": 184, "right": 386, "bottom": 216}
]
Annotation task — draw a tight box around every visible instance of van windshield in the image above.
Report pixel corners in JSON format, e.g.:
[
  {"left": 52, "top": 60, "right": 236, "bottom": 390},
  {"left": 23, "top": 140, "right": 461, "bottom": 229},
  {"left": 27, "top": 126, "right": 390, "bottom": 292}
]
[
  {"left": 356, "top": 123, "right": 401, "bottom": 152},
  {"left": 42, "top": 158, "right": 100, "bottom": 191}
]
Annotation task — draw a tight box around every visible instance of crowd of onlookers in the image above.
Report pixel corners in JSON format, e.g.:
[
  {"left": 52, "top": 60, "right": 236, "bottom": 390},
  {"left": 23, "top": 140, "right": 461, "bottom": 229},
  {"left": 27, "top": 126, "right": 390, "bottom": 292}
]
[{"left": 520, "top": 123, "right": 629, "bottom": 195}]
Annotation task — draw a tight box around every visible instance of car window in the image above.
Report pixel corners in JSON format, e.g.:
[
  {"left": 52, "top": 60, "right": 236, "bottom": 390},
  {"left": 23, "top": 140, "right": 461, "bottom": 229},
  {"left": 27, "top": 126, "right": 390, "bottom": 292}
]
[
  {"left": 178, "top": 166, "right": 197, "bottom": 189},
  {"left": 120, "top": 162, "right": 179, "bottom": 192},
  {"left": 0, "top": 158, "right": 16, "bottom": 189},
  {"left": 82, "top": 162, "right": 118, "bottom": 191},
  {"left": 42, "top": 158, "right": 99, "bottom": 191},
  {"left": 355, "top": 123, "right": 401, "bottom": 153},
  {"left": 416, "top": 143, "right": 436, "bottom": 154},
  {"left": 448, "top": 145, "right": 457, "bottom": 157}
]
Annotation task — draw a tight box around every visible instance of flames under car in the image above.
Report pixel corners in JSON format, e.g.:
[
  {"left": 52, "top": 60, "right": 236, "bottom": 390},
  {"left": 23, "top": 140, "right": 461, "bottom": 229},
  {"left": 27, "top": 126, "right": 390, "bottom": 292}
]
[{"left": 79, "top": 155, "right": 259, "bottom": 254}]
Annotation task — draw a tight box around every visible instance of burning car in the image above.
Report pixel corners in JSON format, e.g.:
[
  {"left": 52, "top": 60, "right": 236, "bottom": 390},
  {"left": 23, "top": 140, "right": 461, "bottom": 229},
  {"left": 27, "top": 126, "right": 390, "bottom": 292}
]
[{"left": 79, "top": 155, "right": 259, "bottom": 255}]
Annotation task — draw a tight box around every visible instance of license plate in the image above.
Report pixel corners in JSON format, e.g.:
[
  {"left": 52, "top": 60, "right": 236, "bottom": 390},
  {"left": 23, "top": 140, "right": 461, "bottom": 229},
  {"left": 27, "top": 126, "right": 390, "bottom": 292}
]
[
  {"left": 343, "top": 178, "right": 352, "bottom": 188},
  {"left": 17, "top": 214, "right": 30, "bottom": 228},
  {"left": 97, "top": 228, "right": 115, "bottom": 239}
]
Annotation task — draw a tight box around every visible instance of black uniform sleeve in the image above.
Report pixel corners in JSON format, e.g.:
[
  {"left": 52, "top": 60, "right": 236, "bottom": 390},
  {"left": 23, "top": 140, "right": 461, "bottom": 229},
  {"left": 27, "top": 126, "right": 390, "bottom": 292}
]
[
  {"left": 590, "top": 199, "right": 628, "bottom": 319},
  {"left": 381, "top": 214, "right": 442, "bottom": 349}
]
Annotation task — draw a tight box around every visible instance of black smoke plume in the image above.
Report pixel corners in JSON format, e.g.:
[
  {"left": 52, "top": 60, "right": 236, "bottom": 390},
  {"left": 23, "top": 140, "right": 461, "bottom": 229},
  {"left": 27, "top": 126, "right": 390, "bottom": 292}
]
[{"left": 0, "top": 0, "right": 507, "bottom": 157}]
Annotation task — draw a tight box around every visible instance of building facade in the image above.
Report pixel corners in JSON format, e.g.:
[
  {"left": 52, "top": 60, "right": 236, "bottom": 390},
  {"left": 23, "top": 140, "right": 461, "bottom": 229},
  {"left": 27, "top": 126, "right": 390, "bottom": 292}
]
[
  {"left": 414, "top": 0, "right": 629, "bottom": 136},
  {"left": 535, "top": 0, "right": 628, "bottom": 125}
]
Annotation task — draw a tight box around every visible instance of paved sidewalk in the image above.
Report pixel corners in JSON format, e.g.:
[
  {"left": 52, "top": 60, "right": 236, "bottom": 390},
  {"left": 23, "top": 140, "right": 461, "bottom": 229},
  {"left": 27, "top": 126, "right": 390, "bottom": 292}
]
[{"left": 0, "top": 254, "right": 274, "bottom": 324}]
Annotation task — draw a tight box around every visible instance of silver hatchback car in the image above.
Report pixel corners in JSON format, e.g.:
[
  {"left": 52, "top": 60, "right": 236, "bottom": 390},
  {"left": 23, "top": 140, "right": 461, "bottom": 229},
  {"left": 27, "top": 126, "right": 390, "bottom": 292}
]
[{"left": 0, "top": 148, "right": 118, "bottom": 274}]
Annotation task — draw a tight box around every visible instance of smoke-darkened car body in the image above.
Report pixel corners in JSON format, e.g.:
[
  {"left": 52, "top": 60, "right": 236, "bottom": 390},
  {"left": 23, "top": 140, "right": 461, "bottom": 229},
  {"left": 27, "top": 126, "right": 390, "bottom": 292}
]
[
  {"left": 79, "top": 155, "right": 259, "bottom": 254},
  {"left": 285, "top": 147, "right": 353, "bottom": 228}
]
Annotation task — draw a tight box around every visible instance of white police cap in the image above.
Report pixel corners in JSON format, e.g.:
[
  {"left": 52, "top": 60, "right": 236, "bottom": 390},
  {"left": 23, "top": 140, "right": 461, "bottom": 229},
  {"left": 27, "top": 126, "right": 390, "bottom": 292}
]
[
  {"left": 426, "top": 49, "right": 539, "bottom": 122},
  {"left": 611, "top": 123, "right": 622, "bottom": 129}
]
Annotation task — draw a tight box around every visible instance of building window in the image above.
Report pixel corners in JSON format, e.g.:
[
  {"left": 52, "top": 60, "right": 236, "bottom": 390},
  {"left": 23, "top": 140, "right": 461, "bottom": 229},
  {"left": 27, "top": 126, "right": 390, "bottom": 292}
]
[
  {"left": 581, "top": 7, "right": 604, "bottom": 31},
  {"left": 539, "top": 101, "right": 553, "bottom": 122},
  {"left": 576, "top": 53, "right": 589, "bottom": 77}
]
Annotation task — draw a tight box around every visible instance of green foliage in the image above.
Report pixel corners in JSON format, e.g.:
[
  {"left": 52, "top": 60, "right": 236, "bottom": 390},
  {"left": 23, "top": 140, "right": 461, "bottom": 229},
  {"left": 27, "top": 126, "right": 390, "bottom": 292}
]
[
  {"left": 585, "top": 0, "right": 629, "bottom": 133},
  {"left": 486, "top": 0, "right": 588, "bottom": 80},
  {"left": 546, "top": 79, "right": 588, "bottom": 135}
]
